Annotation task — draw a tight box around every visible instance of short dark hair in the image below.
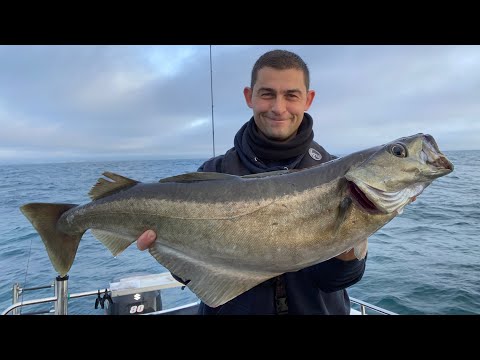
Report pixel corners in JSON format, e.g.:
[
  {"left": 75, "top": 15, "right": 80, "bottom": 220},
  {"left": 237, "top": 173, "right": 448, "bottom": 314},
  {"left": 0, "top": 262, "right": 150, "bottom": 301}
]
[{"left": 250, "top": 49, "right": 310, "bottom": 90}]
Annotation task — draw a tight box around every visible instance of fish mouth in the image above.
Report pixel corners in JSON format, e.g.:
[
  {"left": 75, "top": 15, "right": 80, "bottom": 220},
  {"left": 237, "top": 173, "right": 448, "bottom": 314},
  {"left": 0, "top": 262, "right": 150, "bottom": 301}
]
[
  {"left": 422, "top": 134, "right": 454, "bottom": 173},
  {"left": 348, "top": 181, "right": 383, "bottom": 215}
]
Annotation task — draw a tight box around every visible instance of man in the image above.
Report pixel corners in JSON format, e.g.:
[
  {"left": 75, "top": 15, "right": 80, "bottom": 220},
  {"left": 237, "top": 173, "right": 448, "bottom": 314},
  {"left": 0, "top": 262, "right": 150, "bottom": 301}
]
[{"left": 137, "top": 49, "right": 367, "bottom": 314}]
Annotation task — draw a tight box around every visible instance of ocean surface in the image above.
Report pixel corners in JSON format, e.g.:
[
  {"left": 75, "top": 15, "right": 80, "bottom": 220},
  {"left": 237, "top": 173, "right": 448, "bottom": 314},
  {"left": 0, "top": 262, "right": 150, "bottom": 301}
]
[{"left": 0, "top": 151, "right": 478, "bottom": 315}]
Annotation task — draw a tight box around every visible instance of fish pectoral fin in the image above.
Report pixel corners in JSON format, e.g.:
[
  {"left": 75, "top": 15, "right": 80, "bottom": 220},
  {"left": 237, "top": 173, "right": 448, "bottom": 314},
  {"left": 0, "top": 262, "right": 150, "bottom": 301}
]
[
  {"left": 88, "top": 172, "right": 140, "bottom": 201},
  {"left": 353, "top": 238, "right": 368, "bottom": 260},
  {"left": 149, "top": 243, "right": 278, "bottom": 308},
  {"left": 90, "top": 229, "right": 136, "bottom": 256},
  {"left": 334, "top": 197, "right": 353, "bottom": 234},
  {"left": 159, "top": 172, "right": 239, "bottom": 183}
]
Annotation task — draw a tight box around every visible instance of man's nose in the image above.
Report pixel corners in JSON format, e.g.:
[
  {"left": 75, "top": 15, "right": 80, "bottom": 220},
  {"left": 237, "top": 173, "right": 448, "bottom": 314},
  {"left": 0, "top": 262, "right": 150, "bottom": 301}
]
[{"left": 271, "top": 97, "right": 287, "bottom": 114}]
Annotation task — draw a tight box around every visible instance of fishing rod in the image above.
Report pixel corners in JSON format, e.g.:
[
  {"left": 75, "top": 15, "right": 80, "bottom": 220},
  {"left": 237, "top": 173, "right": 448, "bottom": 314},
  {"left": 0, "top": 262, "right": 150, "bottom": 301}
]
[{"left": 209, "top": 45, "right": 215, "bottom": 158}]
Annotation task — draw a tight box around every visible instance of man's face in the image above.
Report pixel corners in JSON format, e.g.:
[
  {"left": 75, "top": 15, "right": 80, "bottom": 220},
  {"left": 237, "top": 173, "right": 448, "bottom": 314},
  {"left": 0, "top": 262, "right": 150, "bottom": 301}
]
[{"left": 244, "top": 67, "right": 315, "bottom": 141}]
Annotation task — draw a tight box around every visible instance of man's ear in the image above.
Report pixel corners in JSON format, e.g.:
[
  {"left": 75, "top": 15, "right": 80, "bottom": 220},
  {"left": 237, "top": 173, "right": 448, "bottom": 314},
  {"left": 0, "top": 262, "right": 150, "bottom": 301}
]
[
  {"left": 304, "top": 89, "right": 316, "bottom": 111},
  {"left": 243, "top": 87, "right": 253, "bottom": 108}
]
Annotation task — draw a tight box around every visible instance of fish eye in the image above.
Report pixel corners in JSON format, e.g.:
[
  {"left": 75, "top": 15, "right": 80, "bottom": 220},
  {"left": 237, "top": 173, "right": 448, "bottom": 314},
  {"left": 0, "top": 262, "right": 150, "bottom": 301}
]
[{"left": 390, "top": 143, "right": 407, "bottom": 158}]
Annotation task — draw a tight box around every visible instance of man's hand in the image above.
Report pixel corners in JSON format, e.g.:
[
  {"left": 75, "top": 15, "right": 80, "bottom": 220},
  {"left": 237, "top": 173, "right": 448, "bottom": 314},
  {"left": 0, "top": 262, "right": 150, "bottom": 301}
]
[
  {"left": 335, "top": 238, "right": 368, "bottom": 261},
  {"left": 137, "top": 230, "right": 157, "bottom": 250},
  {"left": 335, "top": 248, "right": 357, "bottom": 261}
]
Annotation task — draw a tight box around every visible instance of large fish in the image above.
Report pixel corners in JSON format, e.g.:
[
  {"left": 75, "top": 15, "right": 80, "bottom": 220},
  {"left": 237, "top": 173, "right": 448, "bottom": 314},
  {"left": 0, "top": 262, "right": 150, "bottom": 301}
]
[{"left": 20, "top": 133, "right": 453, "bottom": 307}]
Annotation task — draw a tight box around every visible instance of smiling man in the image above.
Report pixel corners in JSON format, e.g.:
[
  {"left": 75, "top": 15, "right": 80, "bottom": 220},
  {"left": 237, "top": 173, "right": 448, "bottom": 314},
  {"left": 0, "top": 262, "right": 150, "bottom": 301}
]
[
  {"left": 244, "top": 65, "right": 315, "bottom": 141},
  {"left": 137, "top": 49, "right": 367, "bottom": 315}
]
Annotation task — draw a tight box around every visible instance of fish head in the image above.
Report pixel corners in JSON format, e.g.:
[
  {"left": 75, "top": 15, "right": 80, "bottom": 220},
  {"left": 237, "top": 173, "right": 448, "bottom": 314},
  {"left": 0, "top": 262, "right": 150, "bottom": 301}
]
[{"left": 345, "top": 133, "right": 454, "bottom": 215}]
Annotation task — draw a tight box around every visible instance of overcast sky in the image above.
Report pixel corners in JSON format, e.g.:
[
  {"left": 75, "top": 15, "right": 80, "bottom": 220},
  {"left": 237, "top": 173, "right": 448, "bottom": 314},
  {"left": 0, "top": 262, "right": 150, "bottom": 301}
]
[{"left": 0, "top": 45, "right": 478, "bottom": 164}]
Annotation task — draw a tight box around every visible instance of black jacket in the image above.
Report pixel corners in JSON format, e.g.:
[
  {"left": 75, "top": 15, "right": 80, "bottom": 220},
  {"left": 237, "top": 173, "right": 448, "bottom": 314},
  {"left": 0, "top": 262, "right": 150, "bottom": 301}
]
[{"left": 195, "top": 117, "right": 366, "bottom": 315}]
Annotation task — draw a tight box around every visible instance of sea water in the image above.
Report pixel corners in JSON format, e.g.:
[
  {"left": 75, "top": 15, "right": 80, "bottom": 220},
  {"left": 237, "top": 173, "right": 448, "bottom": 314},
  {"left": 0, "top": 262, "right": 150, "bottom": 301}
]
[{"left": 0, "top": 152, "right": 478, "bottom": 315}]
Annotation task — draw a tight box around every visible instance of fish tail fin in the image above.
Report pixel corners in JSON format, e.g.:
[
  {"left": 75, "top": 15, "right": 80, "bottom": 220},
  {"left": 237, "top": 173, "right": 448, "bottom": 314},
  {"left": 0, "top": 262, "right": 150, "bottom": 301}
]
[{"left": 20, "top": 203, "right": 84, "bottom": 276}]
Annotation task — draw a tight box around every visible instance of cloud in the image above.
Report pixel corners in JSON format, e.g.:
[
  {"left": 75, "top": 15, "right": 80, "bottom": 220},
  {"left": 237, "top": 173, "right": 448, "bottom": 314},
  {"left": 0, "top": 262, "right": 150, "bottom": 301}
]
[{"left": 0, "top": 45, "right": 478, "bottom": 164}]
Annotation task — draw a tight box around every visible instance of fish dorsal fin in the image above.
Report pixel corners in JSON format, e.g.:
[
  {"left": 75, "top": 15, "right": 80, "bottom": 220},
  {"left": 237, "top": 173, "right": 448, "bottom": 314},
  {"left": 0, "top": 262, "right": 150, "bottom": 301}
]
[
  {"left": 241, "top": 169, "right": 296, "bottom": 179},
  {"left": 159, "top": 172, "right": 238, "bottom": 183},
  {"left": 88, "top": 172, "right": 139, "bottom": 200}
]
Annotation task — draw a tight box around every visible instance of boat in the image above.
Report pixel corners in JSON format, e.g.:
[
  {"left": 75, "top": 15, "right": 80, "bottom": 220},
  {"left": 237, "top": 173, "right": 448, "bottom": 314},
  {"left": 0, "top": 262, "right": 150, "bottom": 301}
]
[{"left": 2, "top": 271, "right": 397, "bottom": 315}]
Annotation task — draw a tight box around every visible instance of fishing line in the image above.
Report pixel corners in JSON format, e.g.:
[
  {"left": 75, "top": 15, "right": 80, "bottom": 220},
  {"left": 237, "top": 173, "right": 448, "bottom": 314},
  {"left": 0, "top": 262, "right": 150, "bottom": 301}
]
[{"left": 20, "top": 235, "right": 35, "bottom": 314}]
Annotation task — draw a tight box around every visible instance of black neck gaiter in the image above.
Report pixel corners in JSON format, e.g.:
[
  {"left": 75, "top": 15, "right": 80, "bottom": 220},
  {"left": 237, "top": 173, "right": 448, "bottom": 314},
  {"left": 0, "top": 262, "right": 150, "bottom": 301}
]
[{"left": 234, "top": 113, "right": 314, "bottom": 173}]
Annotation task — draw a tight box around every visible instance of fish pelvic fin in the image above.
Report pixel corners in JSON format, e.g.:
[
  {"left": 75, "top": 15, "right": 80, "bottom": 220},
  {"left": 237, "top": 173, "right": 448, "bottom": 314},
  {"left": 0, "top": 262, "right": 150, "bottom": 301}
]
[
  {"left": 20, "top": 203, "right": 84, "bottom": 276},
  {"left": 89, "top": 172, "right": 139, "bottom": 201}
]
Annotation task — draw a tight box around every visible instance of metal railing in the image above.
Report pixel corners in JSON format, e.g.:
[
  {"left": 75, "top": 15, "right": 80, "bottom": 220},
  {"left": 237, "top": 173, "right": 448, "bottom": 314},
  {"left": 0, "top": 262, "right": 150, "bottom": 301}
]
[
  {"left": 3, "top": 276, "right": 113, "bottom": 315},
  {"left": 3, "top": 273, "right": 397, "bottom": 315},
  {"left": 11, "top": 282, "right": 54, "bottom": 315},
  {"left": 350, "top": 297, "right": 398, "bottom": 315}
]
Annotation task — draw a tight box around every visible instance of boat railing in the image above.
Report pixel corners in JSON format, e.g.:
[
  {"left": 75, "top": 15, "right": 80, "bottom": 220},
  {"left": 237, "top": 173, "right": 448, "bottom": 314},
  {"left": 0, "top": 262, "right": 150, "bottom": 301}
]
[
  {"left": 2, "top": 272, "right": 397, "bottom": 315},
  {"left": 349, "top": 297, "right": 398, "bottom": 315},
  {"left": 2, "top": 272, "right": 185, "bottom": 315}
]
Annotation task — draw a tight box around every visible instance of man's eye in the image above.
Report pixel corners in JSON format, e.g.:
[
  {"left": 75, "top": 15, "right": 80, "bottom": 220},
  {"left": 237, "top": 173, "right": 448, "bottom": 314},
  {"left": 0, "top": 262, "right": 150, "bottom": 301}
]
[{"left": 260, "top": 93, "right": 274, "bottom": 98}]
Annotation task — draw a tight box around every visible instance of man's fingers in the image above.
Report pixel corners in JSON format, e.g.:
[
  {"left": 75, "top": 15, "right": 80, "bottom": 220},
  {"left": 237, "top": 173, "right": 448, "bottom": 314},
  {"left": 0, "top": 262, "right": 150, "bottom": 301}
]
[{"left": 137, "top": 230, "right": 157, "bottom": 251}]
